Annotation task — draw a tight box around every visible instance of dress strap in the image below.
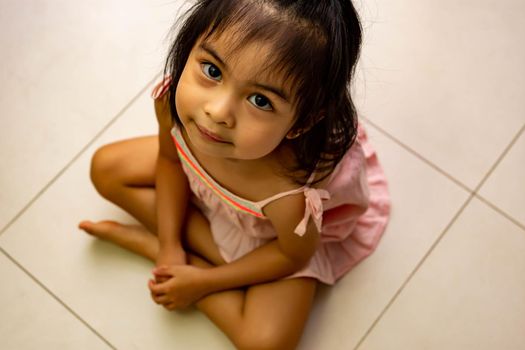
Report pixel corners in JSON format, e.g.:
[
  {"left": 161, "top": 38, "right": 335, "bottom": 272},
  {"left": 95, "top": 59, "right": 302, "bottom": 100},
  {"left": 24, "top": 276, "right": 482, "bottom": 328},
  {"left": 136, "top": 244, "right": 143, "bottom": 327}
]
[
  {"left": 255, "top": 187, "right": 307, "bottom": 209},
  {"left": 256, "top": 170, "right": 318, "bottom": 209},
  {"left": 305, "top": 171, "right": 317, "bottom": 185},
  {"left": 256, "top": 171, "right": 330, "bottom": 236}
]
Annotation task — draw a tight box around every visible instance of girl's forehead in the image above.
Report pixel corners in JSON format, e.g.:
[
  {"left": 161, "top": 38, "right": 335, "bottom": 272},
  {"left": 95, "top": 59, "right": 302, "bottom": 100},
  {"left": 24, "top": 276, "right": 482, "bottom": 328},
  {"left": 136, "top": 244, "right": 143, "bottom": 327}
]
[
  {"left": 198, "top": 30, "right": 296, "bottom": 98},
  {"left": 204, "top": 34, "right": 270, "bottom": 70}
]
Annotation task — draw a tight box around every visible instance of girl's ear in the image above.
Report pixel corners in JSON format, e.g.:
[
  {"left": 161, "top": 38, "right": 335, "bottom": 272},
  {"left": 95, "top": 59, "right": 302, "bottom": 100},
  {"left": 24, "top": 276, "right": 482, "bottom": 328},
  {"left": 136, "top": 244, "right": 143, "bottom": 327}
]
[
  {"left": 286, "top": 111, "right": 325, "bottom": 139},
  {"left": 285, "top": 129, "right": 303, "bottom": 140}
]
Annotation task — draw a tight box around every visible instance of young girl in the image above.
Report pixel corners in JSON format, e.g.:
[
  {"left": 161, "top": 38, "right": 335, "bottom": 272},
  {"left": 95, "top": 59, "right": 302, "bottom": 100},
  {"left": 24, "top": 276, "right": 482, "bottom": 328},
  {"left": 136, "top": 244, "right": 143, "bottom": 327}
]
[{"left": 79, "top": 0, "right": 390, "bottom": 348}]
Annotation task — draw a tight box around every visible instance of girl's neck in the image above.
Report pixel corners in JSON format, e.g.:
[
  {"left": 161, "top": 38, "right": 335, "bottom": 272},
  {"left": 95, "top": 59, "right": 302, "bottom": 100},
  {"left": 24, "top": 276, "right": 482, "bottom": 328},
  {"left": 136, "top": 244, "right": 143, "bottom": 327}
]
[{"left": 184, "top": 134, "right": 301, "bottom": 199}]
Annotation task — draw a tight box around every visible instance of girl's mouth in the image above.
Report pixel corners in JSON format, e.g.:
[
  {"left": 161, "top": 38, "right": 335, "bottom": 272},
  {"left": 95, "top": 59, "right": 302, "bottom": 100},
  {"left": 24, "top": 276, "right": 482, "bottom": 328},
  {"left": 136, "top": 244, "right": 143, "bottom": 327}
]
[{"left": 196, "top": 124, "right": 229, "bottom": 143}]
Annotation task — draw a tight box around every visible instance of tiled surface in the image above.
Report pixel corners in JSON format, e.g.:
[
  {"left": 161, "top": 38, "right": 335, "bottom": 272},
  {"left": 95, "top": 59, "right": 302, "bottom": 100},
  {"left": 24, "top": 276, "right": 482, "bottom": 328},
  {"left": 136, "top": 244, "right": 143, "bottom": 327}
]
[
  {"left": 1, "top": 1, "right": 524, "bottom": 349},
  {"left": 0, "top": 0, "right": 184, "bottom": 229},
  {"left": 354, "top": 0, "right": 525, "bottom": 189},
  {"left": 479, "top": 129, "right": 525, "bottom": 228},
  {"left": 358, "top": 197, "right": 525, "bottom": 350},
  {"left": 0, "top": 92, "right": 231, "bottom": 349},
  {"left": 0, "top": 253, "right": 111, "bottom": 350}
]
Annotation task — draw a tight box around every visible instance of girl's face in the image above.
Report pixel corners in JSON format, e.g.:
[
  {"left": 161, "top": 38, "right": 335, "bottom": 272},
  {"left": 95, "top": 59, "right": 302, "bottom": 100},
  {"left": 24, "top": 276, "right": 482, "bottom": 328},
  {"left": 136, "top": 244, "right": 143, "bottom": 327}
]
[{"left": 175, "top": 30, "right": 297, "bottom": 161}]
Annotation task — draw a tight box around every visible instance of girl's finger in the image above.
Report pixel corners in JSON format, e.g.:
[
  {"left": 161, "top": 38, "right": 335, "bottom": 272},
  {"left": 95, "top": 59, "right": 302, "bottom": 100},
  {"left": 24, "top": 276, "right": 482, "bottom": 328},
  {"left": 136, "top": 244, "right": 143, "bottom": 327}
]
[
  {"left": 154, "top": 293, "right": 172, "bottom": 305},
  {"left": 151, "top": 290, "right": 165, "bottom": 299},
  {"left": 149, "top": 285, "right": 167, "bottom": 304},
  {"left": 155, "top": 275, "right": 169, "bottom": 283},
  {"left": 152, "top": 295, "right": 166, "bottom": 305},
  {"left": 148, "top": 279, "right": 156, "bottom": 291},
  {"left": 153, "top": 265, "right": 167, "bottom": 272},
  {"left": 149, "top": 282, "right": 167, "bottom": 294},
  {"left": 151, "top": 293, "right": 162, "bottom": 304},
  {"left": 153, "top": 269, "right": 172, "bottom": 278}
]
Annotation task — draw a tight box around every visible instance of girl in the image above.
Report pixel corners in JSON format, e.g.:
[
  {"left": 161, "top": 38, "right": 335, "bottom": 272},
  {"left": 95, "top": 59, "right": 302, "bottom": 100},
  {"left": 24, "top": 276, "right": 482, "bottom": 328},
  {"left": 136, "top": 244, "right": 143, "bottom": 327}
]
[{"left": 79, "top": 0, "right": 390, "bottom": 348}]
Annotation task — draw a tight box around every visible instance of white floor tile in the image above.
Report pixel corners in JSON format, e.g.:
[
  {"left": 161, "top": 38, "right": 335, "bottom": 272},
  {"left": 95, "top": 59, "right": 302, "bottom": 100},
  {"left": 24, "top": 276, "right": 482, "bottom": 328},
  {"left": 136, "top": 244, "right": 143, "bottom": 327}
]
[
  {"left": 0, "top": 90, "right": 232, "bottom": 349},
  {"left": 479, "top": 130, "right": 525, "bottom": 227},
  {"left": 358, "top": 197, "right": 525, "bottom": 350},
  {"left": 3, "top": 1, "right": 523, "bottom": 349},
  {"left": 298, "top": 125, "right": 470, "bottom": 349},
  {"left": 0, "top": 90, "right": 471, "bottom": 350},
  {"left": 0, "top": 0, "right": 185, "bottom": 229},
  {"left": 0, "top": 252, "right": 111, "bottom": 350},
  {"left": 354, "top": 0, "right": 525, "bottom": 189}
]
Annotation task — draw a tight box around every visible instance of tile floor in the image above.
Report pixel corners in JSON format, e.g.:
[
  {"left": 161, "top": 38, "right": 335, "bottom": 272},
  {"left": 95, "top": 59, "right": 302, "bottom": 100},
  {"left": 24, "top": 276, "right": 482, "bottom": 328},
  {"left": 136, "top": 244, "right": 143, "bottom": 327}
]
[{"left": 1, "top": 0, "right": 524, "bottom": 349}]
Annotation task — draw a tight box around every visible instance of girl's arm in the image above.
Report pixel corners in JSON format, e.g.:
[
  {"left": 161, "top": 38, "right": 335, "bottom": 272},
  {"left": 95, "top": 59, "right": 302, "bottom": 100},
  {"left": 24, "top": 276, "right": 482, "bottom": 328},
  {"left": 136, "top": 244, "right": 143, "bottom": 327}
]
[
  {"left": 154, "top": 94, "right": 190, "bottom": 266},
  {"left": 149, "top": 191, "right": 319, "bottom": 309},
  {"left": 200, "top": 192, "right": 319, "bottom": 292}
]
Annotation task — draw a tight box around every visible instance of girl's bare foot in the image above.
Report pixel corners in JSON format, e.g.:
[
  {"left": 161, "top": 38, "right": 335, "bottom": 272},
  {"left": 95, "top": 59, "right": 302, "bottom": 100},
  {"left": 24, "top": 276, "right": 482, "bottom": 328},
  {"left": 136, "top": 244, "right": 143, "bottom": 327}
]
[{"left": 78, "top": 220, "right": 158, "bottom": 260}]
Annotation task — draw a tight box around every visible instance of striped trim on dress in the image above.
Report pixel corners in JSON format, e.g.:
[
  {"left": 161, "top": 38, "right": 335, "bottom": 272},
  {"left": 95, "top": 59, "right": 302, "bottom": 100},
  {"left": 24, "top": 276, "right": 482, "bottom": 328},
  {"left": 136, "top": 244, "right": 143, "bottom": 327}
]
[{"left": 171, "top": 128, "right": 266, "bottom": 218}]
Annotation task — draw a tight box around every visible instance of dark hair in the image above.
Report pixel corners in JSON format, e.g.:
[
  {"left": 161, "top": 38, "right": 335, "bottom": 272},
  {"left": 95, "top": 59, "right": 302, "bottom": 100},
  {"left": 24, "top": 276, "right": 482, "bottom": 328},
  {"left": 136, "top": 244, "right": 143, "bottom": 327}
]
[{"left": 164, "top": 0, "right": 362, "bottom": 185}]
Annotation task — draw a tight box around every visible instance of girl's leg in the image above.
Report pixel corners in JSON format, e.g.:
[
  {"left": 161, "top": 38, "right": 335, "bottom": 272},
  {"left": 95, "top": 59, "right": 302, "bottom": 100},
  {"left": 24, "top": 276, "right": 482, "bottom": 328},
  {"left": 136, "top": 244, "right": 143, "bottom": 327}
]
[
  {"left": 80, "top": 134, "right": 226, "bottom": 264},
  {"left": 80, "top": 135, "right": 159, "bottom": 257},
  {"left": 183, "top": 217, "right": 317, "bottom": 350},
  {"left": 80, "top": 136, "right": 316, "bottom": 349},
  {"left": 195, "top": 275, "right": 317, "bottom": 350},
  {"left": 88, "top": 135, "right": 158, "bottom": 232}
]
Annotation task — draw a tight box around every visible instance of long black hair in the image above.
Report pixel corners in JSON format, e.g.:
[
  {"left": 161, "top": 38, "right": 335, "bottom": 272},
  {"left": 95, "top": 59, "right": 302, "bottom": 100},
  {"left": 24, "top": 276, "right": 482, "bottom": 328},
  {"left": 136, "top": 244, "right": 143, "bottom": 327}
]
[{"left": 165, "top": 0, "right": 362, "bottom": 185}]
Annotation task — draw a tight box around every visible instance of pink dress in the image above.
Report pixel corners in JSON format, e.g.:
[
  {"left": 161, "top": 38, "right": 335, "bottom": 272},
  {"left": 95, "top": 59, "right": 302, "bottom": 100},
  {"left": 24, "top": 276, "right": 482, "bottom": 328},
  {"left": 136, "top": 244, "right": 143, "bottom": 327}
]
[
  {"left": 172, "top": 126, "right": 390, "bottom": 285},
  {"left": 152, "top": 79, "right": 391, "bottom": 285}
]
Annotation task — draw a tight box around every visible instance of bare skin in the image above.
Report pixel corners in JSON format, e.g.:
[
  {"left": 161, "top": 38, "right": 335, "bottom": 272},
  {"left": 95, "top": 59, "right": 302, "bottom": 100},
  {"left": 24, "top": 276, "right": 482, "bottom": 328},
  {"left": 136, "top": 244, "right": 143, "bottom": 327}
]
[
  {"left": 79, "top": 135, "right": 317, "bottom": 350},
  {"left": 79, "top": 220, "right": 159, "bottom": 261}
]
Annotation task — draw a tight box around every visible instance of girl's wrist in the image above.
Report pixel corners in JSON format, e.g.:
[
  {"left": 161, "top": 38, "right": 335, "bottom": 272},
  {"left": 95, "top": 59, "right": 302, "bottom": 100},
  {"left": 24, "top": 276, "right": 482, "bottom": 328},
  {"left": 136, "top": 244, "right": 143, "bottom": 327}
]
[
  {"left": 156, "top": 242, "right": 186, "bottom": 267},
  {"left": 198, "top": 267, "right": 217, "bottom": 296},
  {"left": 158, "top": 237, "right": 183, "bottom": 251}
]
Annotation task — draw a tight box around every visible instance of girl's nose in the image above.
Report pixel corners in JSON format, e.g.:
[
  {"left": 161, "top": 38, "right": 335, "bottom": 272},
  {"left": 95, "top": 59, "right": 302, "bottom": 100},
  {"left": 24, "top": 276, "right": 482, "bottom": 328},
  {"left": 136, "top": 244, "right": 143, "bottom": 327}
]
[{"left": 203, "top": 90, "right": 235, "bottom": 128}]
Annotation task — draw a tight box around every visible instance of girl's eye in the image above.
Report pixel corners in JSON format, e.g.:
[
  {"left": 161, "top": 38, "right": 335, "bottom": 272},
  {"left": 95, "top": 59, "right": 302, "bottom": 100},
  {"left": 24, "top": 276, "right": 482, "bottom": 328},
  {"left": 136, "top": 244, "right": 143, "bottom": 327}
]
[
  {"left": 202, "top": 63, "right": 222, "bottom": 80},
  {"left": 248, "top": 94, "right": 273, "bottom": 111}
]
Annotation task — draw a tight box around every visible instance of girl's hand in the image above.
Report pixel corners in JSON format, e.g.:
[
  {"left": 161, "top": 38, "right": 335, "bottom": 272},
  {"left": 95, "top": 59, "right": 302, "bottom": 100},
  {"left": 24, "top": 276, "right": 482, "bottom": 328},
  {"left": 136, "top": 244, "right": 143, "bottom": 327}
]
[
  {"left": 148, "top": 265, "right": 209, "bottom": 310},
  {"left": 153, "top": 77, "right": 173, "bottom": 129}
]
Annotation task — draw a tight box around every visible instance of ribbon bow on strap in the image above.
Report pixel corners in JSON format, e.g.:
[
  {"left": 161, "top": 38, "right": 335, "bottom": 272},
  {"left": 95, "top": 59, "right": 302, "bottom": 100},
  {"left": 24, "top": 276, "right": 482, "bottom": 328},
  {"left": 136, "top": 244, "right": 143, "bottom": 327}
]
[{"left": 294, "top": 188, "right": 331, "bottom": 236}]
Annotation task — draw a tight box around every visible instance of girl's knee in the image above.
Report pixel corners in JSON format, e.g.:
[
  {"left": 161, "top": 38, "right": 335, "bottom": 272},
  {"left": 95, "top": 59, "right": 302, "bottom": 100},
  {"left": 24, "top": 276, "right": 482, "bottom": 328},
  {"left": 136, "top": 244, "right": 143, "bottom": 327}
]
[
  {"left": 90, "top": 144, "right": 121, "bottom": 198},
  {"left": 234, "top": 325, "right": 297, "bottom": 350}
]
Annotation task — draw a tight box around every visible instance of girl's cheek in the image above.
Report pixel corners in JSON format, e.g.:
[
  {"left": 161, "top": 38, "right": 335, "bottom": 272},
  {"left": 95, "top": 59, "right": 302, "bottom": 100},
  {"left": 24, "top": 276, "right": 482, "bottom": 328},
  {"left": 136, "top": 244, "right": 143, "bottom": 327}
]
[
  {"left": 175, "top": 76, "right": 191, "bottom": 116},
  {"left": 176, "top": 81, "right": 197, "bottom": 115},
  {"left": 175, "top": 63, "right": 195, "bottom": 108},
  {"left": 174, "top": 86, "right": 183, "bottom": 117}
]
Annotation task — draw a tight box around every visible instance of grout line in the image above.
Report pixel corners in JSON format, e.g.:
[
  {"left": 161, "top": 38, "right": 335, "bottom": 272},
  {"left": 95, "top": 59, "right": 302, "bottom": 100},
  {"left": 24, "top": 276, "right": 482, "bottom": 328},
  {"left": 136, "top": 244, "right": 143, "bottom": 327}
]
[
  {"left": 354, "top": 193, "right": 475, "bottom": 350},
  {"left": 354, "top": 120, "right": 525, "bottom": 348},
  {"left": 472, "top": 122, "right": 525, "bottom": 194},
  {"left": 0, "top": 73, "right": 162, "bottom": 349},
  {"left": 470, "top": 122, "right": 525, "bottom": 230},
  {"left": 364, "top": 116, "right": 525, "bottom": 231},
  {"left": 363, "top": 118, "right": 525, "bottom": 228},
  {"left": 0, "top": 247, "right": 117, "bottom": 349},
  {"left": 361, "top": 117, "right": 474, "bottom": 194},
  {"left": 0, "top": 73, "right": 161, "bottom": 239},
  {"left": 474, "top": 193, "right": 525, "bottom": 231}
]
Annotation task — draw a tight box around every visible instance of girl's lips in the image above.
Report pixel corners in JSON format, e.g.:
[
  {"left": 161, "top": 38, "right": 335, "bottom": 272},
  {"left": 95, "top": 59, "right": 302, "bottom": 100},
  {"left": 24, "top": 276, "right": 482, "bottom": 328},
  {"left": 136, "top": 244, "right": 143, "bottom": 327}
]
[{"left": 196, "top": 124, "right": 229, "bottom": 143}]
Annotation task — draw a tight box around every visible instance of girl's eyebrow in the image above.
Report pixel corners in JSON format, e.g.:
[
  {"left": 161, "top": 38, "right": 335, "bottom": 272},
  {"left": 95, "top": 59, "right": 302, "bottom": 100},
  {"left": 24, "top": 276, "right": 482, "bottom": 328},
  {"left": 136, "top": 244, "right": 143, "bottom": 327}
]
[
  {"left": 199, "top": 42, "right": 290, "bottom": 102},
  {"left": 251, "top": 82, "right": 289, "bottom": 102},
  {"left": 200, "top": 43, "right": 227, "bottom": 70}
]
